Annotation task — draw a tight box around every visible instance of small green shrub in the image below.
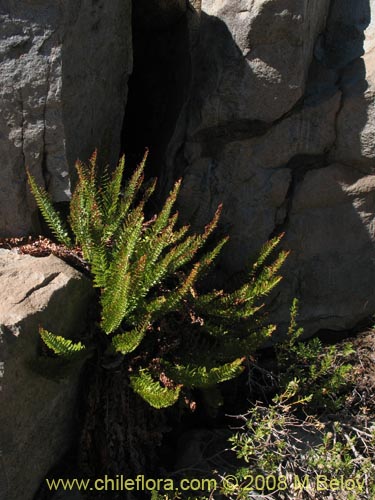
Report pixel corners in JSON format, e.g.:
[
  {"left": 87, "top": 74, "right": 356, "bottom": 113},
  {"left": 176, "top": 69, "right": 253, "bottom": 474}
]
[
  {"left": 224, "top": 391, "right": 375, "bottom": 499},
  {"left": 28, "top": 150, "right": 287, "bottom": 409},
  {"left": 276, "top": 300, "right": 355, "bottom": 411},
  {"left": 218, "top": 305, "right": 375, "bottom": 500}
]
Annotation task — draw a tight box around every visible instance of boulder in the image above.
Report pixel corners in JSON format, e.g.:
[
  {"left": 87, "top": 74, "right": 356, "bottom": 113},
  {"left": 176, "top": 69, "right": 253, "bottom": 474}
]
[
  {"left": 282, "top": 164, "right": 375, "bottom": 333},
  {"left": 160, "top": 0, "right": 375, "bottom": 335},
  {"left": 332, "top": 33, "right": 375, "bottom": 170},
  {"left": 0, "top": 250, "right": 93, "bottom": 500},
  {"left": 0, "top": 0, "right": 132, "bottom": 236},
  {"left": 191, "top": 0, "right": 331, "bottom": 125}
]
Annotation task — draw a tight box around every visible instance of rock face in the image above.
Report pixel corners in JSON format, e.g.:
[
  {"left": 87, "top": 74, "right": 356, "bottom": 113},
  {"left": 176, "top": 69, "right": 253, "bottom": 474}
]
[
  {"left": 1, "top": 0, "right": 375, "bottom": 337},
  {"left": 0, "top": 250, "right": 93, "bottom": 500},
  {"left": 0, "top": 1, "right": 132, "bottom": 237},
  {"left": 158, "top": 0, "right": 375, "bottom": 335}
]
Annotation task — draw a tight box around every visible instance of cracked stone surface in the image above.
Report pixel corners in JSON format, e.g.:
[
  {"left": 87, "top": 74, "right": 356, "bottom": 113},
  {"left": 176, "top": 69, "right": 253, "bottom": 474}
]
[
  {"left": 160, "top": 0, "right": 375, "bottom": 335},
  {"left": 0, "top": 1, "right": 132, "bottom": 236},
  {"left": 0, "top": 250, "right": 93, "bottom": 500}
]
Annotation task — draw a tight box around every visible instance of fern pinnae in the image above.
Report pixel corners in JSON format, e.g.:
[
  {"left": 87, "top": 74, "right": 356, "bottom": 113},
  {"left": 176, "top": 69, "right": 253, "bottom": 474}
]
[
  {"left": 27, "top": 169, "right": 72, "bottom": 247},
  {"left": 69, "top": 159, "right": 103, "bottom": 259},
  {"left": 196, "top": 236, "right": 229, "bottom": 276},
  {"left": 69, "top": 183, "right": 87, "bottom": 243},
  {"left": 112, "top": 196, "right": 146, "bottom": 255},
  {"left": 250, "top": 233, "right": 285, "bottom": 274},
  {"left": 149, "top": 179, "right": 182, "bottom": 237},
  {"left": 250, "top": 253, "right": 288, "bottom": 299},
  {"left": 162, "top": 204, "right": 224, "bottom": 275},
  {"left": 127, "top": 254, "right": 149, "bottom": 313},
  {"left": 201, "top": 320, "right": 229, "bottom": 337},
  {"left": 138, "top": 213, "right": 180, "bottom": 283},
  {"left": 219, "top": 325, "right": 276, "bottom": 359},
  {"left": 202, "top": 203, "right": 223, "bottom": 241},
  {"left": 140, "top": 176, "right": 157, "bottom": 207},
  {"left": 193, "top": 289, "right": 225, "bottom": 311},
  {"left": 111, "top": 315, "right": 151, "bottom": 355},
  {"left": 165, "top": 358, "right": 245, "bottom": 389},
  {"left": 163, "top": 235, "right": 202, "bottom": 275},
  {"left": 101, "top": 269, "right": 132, "bottom": 334},
  {"left": 108, "top": 154, "right": 125, "bottom": 206},
  {"left": 176, "top": 237, "right": 229, "bottom": 288},
  {"left": 74, "top": 159, "right": 90, "bottom": 186},
  {"left": 142, "top": 262, "right": 202, "bottom": 319},
  {"left": 130, "top": 369, "right": 181, "bottom": 409},
  {"left": 142, "top": 242, "right": 183, "bottom": 291},
  {"left": 158, "top": 262, "right": 201, "bottom": 315},
  {"left": 39, "top": 328, "right": 85, "bottom": 358},
  {"left": 100, "top": 209, "right": 145, "bottom": 332},
  {"left": 119, "top": 150, "right": 148, "bottom": 219},
  {"left": 90, "top": 244, "right": 110, "bottom": 288},
  {"left": 88, "top": 149, "right": 98, "bottom": 170},
  {"left": 167, "top": 223, "right": 190, "bottom": 247},
  {"left": 100, "top": 155, "right": 125, "bottom": 226}
]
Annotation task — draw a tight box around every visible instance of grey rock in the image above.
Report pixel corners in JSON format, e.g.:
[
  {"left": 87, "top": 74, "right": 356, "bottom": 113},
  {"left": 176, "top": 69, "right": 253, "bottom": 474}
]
[
  {"left": 176, "top": 92, "right": 341, "bottom": 275},
  {"left": 0, "top": 0, "right": 132, "bottom": 236},
  {"left": 193, "top": 0, "right": 331, "bottom": 125},
  {"left": 0, "top": 251, "right": 93, "bottom": 500},
  {"left": 160, "top": 0, "right": 375, "bottom": 335},
  {"left": 280, "top": 163, "right": 375, "bottom": 333},
  {"left": 332, "top": 38, "right": 375, "bottom": 169}
]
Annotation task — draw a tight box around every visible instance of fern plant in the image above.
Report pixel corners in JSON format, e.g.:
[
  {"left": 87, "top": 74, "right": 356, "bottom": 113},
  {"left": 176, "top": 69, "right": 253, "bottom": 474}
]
[{"left": 27, "top": 150, "right": 288, "bottom": 409}]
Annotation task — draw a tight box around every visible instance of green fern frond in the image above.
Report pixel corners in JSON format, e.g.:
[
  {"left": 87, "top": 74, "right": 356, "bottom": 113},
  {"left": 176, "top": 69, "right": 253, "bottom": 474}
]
[
  {"left": 69, "top": 181, "right": 90, "bottom": 249},
  {"left": 126, "top": 255, "right": 148, "bottom": 313},
  {"left": 165, "top": 358, "right": 245, "bottom": 388},
  {"left": 39, "top": 328, "right": 85, "bottom": 358},
  {"left": 100, "top": 269, "right": 132, "bottom": 334},
  {"left": 101, "top": 154, "right": 125, "bottom": 223},
  {"left": 149, "top": 179, "right": 182, "bottom": 237},
  {"left": 195, "top": 246, "right": 288, "bottom": 323},
  {"left": 156, "top": 234, "right": 201, "bottom": 277},
  {"left": 249, "top": 250, "right": 288, "bottom": 298},
  {"left": 118, "top": 150, "right": 148, "bottom": 220},
  {"left": 201, "top": 203, "right": 223, "bottom": 240},
  {"left": 69, "top": 160, "right": 101, "bottom": 259},
  {"left": 90, "top": 244, "right": 110, "bottom": 288},
  {"left": 27, "top": 170, "right": 72, "bottom": 247},
  {"left": 219, "top": 325, "right": 276, "bottom": 360},
  {"left": 100, "top": 207, "right": 145, "bottom": 333},
  {"left": 88, "top": 149, "right": 98, "bottom": 171},
  {"left": 142, "top": 263, "right": 201, "bottom": 320},
  {"left": 111, "top": 315, "right": 151, "bottom": 355},
  {"left": 130, "top": 369, "right": 181, "bottom": 409},
  {"left": 251, "top": 233, "right": 285, "bottom": 274},
  {"left": 194, "top": 236, "right": 229, "bottom": 277},
  {"left": 139, "top": 219, "right": 178, "bottom": 278},
  {"left": 154, "top": 262, "right": 201, "bottom": 317}
]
